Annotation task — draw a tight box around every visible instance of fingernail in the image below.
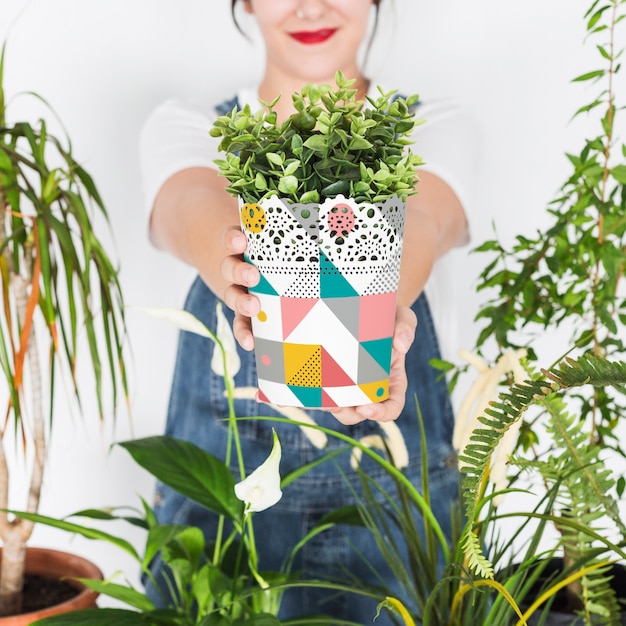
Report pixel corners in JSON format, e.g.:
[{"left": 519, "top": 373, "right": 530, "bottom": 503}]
[
  {"left": 242, "top": 267, "right": 259, "bottom": 287},
  {"left": 396, "top": 331, "right": 411, "bottom": 352}
]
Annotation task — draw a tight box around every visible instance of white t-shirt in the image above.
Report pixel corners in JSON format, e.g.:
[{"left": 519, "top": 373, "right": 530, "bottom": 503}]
[{"left": 139, "top": 84, "right": 479, "bottom": 362}]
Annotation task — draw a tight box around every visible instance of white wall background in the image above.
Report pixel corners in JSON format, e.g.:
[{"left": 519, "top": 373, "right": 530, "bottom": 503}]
[{"left": 0, "top": 0, "right": 622, "bottom": 602}]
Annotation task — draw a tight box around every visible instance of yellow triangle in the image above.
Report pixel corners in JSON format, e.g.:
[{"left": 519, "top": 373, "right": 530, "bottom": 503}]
[
  {"left": 359, "top": 380, "right": 389, "bottom": 403},
  {"left": 284, "top": 343, "right": 321, "bottom": 385}
]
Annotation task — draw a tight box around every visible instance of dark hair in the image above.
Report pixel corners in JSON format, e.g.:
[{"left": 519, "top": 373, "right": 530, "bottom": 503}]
[{"left": 230, "top": 0, "right": 382, "bottom": 62}]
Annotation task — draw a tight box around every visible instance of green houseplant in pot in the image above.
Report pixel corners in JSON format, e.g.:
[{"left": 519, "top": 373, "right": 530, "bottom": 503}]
[
  {"left": 450, "top": 0, "right": 626, "bottom": 622},
  {"left": 210, "top": 71, "right": 422, "bottom": 410},
  {"left": 0, "top": 43, "right": 128, "bottom": 621},
  {"left": 300, "top": 2, "right": 626, "bottom": 624}
]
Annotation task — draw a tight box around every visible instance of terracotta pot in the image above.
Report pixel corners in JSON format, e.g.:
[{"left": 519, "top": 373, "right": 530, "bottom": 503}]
[{"left": 0, "top": 547, "right": 102, "bottom": 625}]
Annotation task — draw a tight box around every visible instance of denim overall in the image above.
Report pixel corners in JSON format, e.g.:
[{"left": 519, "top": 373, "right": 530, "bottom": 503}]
[
  {"left": 147, "top": 96, "right": 459, "bottom": 624},
  {"left": 148, "top": 277, "right": 459, "bottom": 624}
]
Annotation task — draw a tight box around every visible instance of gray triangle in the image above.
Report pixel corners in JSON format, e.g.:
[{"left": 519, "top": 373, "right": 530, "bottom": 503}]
[
  {"left": 287, "top": 202, "right": 321, "bottom": 241},
  {"left": 358, "top": 344, "right": 390, "bottom": 384},
  {"left": 323, "top": 296, "right": 361, "bottom": 338}
]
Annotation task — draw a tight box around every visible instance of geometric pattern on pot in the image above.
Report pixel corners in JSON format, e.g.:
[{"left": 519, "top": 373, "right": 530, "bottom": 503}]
[
  {"left": 251, "top": 291, "right": 396, "bottom": 408},
  {"left": 240, "top": 195, "right": 406, "bottom": 408}
]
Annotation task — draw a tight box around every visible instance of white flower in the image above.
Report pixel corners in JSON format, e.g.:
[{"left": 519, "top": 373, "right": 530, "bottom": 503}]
[
  {"left": 234, "top": 430, "right": 282, "bottom": 513},
  {"left": 210, "top": 302, "right": 241, "bottom": 379}
]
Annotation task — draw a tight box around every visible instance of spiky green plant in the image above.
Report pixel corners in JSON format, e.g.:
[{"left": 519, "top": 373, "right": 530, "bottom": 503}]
[{"left": 0, "top": 42, "right": 128, "bottom": 616}]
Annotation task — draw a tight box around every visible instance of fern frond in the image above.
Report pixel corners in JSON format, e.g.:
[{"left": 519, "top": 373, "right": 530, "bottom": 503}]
[{"left": 462, "top": 530, "right": 494, "bottom": 579}]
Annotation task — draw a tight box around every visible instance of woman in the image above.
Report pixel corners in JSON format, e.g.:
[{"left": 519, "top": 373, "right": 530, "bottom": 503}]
[{"left": 140, "top": 0, "right": 475, "bottom": 621}]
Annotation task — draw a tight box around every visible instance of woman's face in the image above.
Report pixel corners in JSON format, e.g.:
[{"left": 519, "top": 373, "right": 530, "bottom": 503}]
[{"left": 243, "top": 0, "right": 374, "bottom": 84}]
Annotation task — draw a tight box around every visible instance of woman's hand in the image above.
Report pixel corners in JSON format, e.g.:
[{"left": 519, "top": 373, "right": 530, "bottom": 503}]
[
  {"left": 328, "top": 305, "right": 417, "bottom": 425},
  {"left": 221, "top": 227, "right": 260, "bottom": 351}
]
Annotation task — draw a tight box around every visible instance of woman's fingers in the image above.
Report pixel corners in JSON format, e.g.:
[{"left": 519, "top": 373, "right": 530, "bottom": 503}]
[{"left": 220, "top": 227, "right": 260, "bottom": 350}]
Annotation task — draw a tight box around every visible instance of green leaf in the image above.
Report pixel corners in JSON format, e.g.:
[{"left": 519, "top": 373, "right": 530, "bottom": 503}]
[
  {"left": 32, "top": 608, "right": 149, "bottom": 625},
  {"left": 254, "top": 172, "right": 267, "bottom": 191},
  {"left": 266, "top": 152, "right": 283, "bottom": 166},
  {"left": 572, "top": 69, "right": 605, "bottom": 82},
  {"left": 74, "top": 579, "right": 155, "bottom": 611},
  {"left": 302, "top": 135, "right": 329, "bottom": 152},
  {"left": 299, "top": 189, "right": 320, "bottom": 203},
  {"left": 348, "top": 136, "right": 373, "bottom": 150},
  {"left": 7, "top": 510, "right": 140, "bottom": 561},
  {"left": 118, "top": 437, "right": 244, "bottom": 521},
  {"left": 143, "top": 524, "right": 192, "bottom": 569},
  {"left": 240, "top": 615, "right": 282, "bottom": 626},
  {"left": 318, "top": 504, "right": 365, "bottom": 527},
  {"left": 611, "top": 164, "right": 626, "bottom": 184},
  {"left": 278, "top": 175, "right": 298, "bottom": 195},
  {"left": 321, "top": 180, "right": 350, "bottom": 196}
]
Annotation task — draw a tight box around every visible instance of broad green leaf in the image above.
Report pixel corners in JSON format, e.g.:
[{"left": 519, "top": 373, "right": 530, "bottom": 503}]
[
  {"left": 8, "top": 510, "right": 140, "bottom": 561},
  {"left": 119, "top": 436, "right": 244, "bottom": 521},
  {"left": 143, "top": 524, "right": 192, "bottom": 569},
  {"left": 74, "top": 579, "right": 155, "bottom": 611},
  {"left": 33, "top": 608, "right": 148, "bottom": 625}
]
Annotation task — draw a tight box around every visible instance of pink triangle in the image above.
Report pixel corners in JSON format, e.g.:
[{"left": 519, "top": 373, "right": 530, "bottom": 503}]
[
  {"left": 321, "top": 347, "right": 356, "bottom": 387},
  {"left": 280, "top": 297, "right": 319, "bottom": 340},
  {"left": 321, "top": 389, "right": 338, "bottom": 408},
  {"left": 258, "top": 388, "right": 271, "bottom": 403}
]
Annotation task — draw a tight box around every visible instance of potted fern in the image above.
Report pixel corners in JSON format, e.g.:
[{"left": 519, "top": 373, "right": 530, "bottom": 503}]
[
  {"left": 210, "top": 71, "right": 422, "bottom": 409},
  {"left": 0, "top": 42, "right": 128, "bottom": 621}
]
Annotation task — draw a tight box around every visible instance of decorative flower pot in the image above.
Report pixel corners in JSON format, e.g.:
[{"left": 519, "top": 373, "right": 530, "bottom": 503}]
[
  {"left": 0, "top": 547, "right": 102, "bottom": 625},
  {"left": 239, "top": 194, "right": 406, "bottom": 408}
]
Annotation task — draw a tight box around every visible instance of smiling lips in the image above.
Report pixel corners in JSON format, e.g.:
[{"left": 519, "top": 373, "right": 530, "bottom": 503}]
[{"left": 289, "top": 28, "right": 337, "bottom": 44}]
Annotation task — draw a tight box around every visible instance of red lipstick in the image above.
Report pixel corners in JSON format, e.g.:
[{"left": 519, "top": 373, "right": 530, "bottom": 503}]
[{"left": 290, "top": 29, "right": 337, "bottom": 44}]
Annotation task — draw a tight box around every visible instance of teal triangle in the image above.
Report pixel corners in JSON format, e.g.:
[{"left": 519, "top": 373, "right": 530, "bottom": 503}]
[
  {"left": 320, "top": 252, "right": 359, "bottom": 298},
  {"left": 248, "top": 272, "right": 279, "bottom": 295},
  {"left": 361, "top": 338, "right": 393, "bottom": 374},
  {"left": 244, "top": 256, "right": 279, "bottom": 295},
  {"left": 288, "top": 385, "right": 323, "bottom": 408}
]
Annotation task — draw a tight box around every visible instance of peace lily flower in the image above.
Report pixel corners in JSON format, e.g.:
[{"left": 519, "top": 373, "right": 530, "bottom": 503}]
[
  {"left": 210, "top": 301, "right": 241, "bottom": 379},
  {"left": 235, "top": 430, "right": 282, "bottom": 513}
]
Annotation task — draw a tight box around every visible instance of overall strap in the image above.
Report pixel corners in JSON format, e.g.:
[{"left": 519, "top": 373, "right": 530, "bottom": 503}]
[{"left": 215, "top": 95, "right": 240, "bottom": 116}]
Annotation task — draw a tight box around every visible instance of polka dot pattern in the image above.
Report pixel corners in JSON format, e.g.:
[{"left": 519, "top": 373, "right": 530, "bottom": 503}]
[{"left": 240, "top": 203, "right": 267, "bottom": 233}]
